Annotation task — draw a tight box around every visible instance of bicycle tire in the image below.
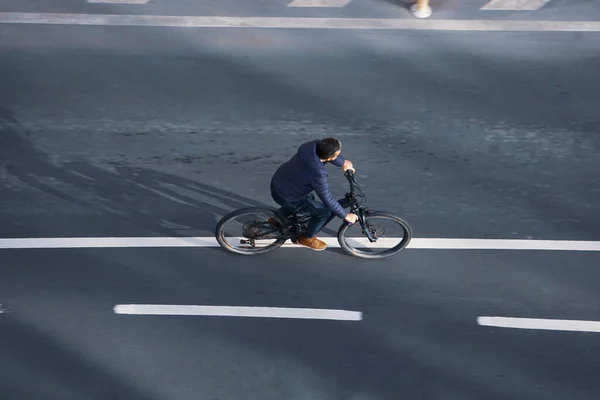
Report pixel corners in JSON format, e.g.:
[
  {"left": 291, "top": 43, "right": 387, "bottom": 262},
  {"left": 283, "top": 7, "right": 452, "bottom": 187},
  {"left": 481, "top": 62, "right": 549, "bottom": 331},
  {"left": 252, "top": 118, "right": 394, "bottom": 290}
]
[
  {"left": 215, "top": 207, "right": 287, "bottom": 255},
  {"left": 337, "top": 211, "right": 412, "bottom": 259}
]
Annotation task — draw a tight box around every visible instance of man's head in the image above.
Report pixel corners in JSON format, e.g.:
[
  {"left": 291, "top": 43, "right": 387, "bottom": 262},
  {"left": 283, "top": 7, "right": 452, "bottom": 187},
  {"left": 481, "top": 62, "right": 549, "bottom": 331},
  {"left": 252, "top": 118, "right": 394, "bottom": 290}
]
[{"left": 316, "top": 138, "right": 342, "bottom": 162}]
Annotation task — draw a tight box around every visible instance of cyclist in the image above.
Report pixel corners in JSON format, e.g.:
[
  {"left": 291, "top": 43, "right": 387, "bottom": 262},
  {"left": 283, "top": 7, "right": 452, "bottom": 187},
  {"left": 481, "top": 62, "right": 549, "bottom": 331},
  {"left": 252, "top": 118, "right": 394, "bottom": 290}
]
[{"left": 270, "top": 138, "right": 359, "bottom": 251}]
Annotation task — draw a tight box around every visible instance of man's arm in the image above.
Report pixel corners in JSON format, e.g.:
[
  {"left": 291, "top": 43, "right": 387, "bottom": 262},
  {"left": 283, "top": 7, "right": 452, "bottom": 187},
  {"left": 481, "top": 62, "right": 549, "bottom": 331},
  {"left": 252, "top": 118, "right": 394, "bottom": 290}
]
[
  {"left": 312, "top": 175, "right": 348, "bottom": 219},
  {"left": 329, "top": 154, "right": 345, "bottom": 167},
  {"left": 329, "top": 154, "right": 355, "bottom": 172}
]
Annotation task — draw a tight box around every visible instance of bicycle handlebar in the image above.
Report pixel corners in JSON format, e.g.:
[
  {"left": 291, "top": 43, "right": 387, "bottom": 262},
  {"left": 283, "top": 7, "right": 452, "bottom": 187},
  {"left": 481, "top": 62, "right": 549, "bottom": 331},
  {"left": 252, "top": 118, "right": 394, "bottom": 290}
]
[
  {"left": 344, "top": 169, "right": 357, "bottom": 184},
  {"left": 344, "top": 169, "right": 358, "bottom": 196}
]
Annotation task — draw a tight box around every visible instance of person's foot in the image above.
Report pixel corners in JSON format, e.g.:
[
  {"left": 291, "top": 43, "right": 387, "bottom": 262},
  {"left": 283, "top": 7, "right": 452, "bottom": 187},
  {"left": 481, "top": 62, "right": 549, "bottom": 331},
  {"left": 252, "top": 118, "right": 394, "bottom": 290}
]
[{"left": 297, "top": 235, "right": 327, "bottom": 251}]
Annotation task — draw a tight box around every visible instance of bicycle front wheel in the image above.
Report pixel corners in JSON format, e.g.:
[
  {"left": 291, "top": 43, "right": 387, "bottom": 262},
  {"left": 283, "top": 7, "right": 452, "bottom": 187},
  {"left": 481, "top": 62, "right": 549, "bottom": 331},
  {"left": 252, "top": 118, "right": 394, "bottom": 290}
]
[
  {"left": 215, "top": 207, "right": 287, "bottom": 255},
  {"left": 337, "top": 211, "right": 412, "bottom": 259}
]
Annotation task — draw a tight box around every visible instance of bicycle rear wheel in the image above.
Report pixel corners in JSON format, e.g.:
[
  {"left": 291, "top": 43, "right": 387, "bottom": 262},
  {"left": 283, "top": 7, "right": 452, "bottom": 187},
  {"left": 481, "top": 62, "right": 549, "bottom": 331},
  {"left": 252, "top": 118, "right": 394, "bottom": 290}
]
[
  {"left": 337, "top": 211, "right": 412, "bottom": 259},
  {"left": 215, "top": 207, "right": 287, "bottom": 255}
]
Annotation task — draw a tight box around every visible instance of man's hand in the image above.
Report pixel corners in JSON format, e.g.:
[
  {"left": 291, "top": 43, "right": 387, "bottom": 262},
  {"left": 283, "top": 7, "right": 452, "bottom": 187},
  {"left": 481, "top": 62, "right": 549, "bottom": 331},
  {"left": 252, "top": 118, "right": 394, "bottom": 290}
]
[
  {"left": 342, "top": 160, "right": 355, "bottom": 173},
  {"left": 345, "top": 213, "right": 358, "bottom": 224}
]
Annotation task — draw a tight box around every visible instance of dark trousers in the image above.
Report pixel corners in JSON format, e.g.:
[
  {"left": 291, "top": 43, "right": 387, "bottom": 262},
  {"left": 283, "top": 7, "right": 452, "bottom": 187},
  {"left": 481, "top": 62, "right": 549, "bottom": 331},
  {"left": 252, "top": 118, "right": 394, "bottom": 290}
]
[{"left": 271, "top": 185, "right": 349, "bottom": 238}]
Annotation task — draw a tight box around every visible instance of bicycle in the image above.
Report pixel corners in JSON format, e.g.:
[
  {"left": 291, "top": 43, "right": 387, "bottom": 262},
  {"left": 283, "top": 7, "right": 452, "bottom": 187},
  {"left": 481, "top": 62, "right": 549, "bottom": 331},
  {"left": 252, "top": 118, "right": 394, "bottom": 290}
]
[{"left": 214, "top": 170, "right": 412, "bottom": 259}]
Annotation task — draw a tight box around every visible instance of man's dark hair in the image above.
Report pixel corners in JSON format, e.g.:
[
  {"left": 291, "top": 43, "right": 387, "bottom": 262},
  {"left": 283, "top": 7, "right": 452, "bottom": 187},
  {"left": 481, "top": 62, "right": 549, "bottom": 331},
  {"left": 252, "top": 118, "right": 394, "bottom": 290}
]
[{"left": 316, "top": 138, "right": 342, "bottom": 159}]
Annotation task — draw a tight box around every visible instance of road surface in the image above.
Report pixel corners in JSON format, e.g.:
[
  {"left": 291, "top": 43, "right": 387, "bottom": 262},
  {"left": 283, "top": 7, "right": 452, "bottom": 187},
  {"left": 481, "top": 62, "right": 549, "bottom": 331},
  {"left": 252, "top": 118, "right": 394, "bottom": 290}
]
[{"left": 1, "top": 1, "right": 599, "bottom": 399}]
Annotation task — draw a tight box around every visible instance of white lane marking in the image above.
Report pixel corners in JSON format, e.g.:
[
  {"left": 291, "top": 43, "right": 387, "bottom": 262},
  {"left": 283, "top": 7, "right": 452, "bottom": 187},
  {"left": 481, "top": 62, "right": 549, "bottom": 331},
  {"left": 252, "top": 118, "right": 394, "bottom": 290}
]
[
  {"left": 288, "top": 0, "right": 352, "bottom": 7},
  {"left": 481, "top": 0, "right": 550, "bottom": 11},
  {"left": 87, "top": 0, "right": 151, "bottom": 3},
  {"left": 1, "top": 13, "right": 600, "bottom": 32},
  {"left": 406, "top": 238, "right": 600, "bottom": 251},
  {"left": 1, "top": 237, "right": 600, "bottom": 251},
  {"left": 0, "top": 237, "right": 217, "bottom": 249},
  {"left": 478, "top": 316, "right": 600, "bottom": 333},
  {"left": 114, "top": 304, "right": 363, "bottom": 321}
]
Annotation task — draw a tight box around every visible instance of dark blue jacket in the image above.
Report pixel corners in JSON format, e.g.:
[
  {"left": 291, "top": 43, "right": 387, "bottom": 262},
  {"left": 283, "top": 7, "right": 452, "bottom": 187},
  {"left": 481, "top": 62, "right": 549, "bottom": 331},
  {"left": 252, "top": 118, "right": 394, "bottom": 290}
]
[{"left": 270, "top": 139, "right": 348, "bottom": 219}]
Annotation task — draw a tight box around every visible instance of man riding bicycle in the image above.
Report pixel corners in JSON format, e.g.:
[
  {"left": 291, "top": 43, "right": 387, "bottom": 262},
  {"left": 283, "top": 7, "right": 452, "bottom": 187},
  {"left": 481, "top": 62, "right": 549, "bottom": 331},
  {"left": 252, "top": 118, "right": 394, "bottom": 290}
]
[{"left": 270, "top": 138, "right": 359, "bottom": 251}]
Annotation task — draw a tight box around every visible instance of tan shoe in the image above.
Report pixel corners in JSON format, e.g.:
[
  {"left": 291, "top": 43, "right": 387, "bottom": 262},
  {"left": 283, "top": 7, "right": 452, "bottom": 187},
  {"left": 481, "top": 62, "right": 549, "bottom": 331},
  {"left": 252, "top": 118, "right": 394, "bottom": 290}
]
[{"left": 297, "top": 235, "right": 327, "bottom": 251}]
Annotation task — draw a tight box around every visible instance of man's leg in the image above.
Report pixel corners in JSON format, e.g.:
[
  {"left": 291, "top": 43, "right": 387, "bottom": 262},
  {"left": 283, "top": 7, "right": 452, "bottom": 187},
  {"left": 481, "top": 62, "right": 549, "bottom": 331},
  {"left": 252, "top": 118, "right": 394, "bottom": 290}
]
[
  {"left": 304, "top": 198, "right": 332, "bottom": 238},
  {"left": 289, "top": 195, "right": 329, "bottom": 251},
  {"left": 270, "top": 184, "right": 297, "bottom": 221}
]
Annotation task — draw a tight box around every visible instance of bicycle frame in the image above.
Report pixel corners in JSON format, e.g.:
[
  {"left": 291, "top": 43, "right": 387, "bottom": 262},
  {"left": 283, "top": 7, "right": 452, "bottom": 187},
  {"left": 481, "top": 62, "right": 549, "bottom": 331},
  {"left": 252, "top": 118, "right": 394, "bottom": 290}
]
[{"left": 344, "top": 170, "right": 377, "bottom": 243}]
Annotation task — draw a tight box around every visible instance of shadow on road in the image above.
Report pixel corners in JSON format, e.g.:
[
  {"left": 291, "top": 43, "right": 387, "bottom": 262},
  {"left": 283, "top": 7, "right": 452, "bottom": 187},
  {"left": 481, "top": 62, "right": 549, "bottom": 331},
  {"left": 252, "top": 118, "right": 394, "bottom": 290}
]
[
  {"left": 0, "top": 315, "right": 161, "bottom": 400},
  {"left": 0, "top": 106, "right": 271, "bottom": 239}
]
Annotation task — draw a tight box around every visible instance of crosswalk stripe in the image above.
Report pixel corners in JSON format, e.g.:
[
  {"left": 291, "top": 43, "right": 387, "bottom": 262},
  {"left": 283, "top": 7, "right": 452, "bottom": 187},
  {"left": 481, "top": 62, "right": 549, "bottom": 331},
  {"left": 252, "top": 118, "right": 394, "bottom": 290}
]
[
  {"left": 481, "top": 0, "right": 550, "bottom": 11},
  {"left": 288, "top": 0, "right": 352, "bottom": 7},
  {"left": 87, "top": 0, "right": 151, "bottom": 3}
]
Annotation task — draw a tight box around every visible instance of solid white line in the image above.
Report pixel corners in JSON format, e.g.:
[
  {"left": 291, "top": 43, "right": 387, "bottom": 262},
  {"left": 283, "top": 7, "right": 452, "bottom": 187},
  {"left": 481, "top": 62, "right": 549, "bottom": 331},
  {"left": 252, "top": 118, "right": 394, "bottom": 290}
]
[
  {"left": 114, "top": 304, "right": 363, "bottom": 320},
  {"left": 1, "top": 12, "right": 600, "bottom": 32},
  {"left": 0, "top": 237, "right": 217, "bottom": 249},
  {"left": 478, "top": 316, "right": 600, "bottom": 333},
  {"left": 481, "top": 0, "right": 550, "bottom": 11},
  {"left": 288, "top": 0, "right": 352, "bottom": 7},
  {"left": 1, "top": 237, "right": 600, "bottom": 251},
  {"left": 406, "top": 238, "right": 600, "bottom": 251}
]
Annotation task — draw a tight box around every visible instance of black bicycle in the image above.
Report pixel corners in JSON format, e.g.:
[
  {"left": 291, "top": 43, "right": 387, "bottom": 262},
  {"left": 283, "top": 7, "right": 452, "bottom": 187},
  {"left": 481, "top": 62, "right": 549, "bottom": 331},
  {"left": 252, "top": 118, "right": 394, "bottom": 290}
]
[{"left": 215, "top": 170, "right": 412, "bottom": 259}]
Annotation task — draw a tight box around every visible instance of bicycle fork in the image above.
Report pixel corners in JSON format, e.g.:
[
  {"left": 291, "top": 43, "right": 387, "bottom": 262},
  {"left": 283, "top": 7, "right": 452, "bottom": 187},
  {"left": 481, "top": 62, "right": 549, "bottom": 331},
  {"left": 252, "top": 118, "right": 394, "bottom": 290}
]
[{"left": 356, "top": 208, "right": 377, "bottom": 243}]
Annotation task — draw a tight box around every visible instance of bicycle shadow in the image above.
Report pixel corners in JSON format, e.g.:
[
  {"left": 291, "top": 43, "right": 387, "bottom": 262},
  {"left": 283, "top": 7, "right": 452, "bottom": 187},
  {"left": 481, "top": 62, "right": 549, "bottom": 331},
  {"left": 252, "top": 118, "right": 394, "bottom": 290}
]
[{"left": 0, "top": 107, "right": 269, "bottom": 241}]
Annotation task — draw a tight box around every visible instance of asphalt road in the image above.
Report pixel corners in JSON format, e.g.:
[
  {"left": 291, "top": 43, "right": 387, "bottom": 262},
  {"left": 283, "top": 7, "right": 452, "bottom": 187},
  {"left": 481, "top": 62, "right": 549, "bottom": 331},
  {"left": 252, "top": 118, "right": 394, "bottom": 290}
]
[{"left": 1, "top": 1, "right": 600, "bottom": 399}]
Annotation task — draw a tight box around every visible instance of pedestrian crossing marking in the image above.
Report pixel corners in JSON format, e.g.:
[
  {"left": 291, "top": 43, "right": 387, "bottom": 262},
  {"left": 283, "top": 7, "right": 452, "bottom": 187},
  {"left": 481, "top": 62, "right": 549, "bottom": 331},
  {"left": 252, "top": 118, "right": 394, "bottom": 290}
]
[
  {"left": 481, "top": 0, "right": 550, "bottom": 11},
  {"left": 288, "top": 0, "right": 352, "bottom": 7},
  {"left": 87, "top": 0, "right": 151, "bottom": 4}
]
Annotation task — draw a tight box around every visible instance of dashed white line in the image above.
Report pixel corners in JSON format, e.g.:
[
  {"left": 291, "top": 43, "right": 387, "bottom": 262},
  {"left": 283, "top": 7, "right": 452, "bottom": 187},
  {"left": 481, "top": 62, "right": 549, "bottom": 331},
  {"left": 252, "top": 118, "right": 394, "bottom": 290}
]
[
  {"left": 478, "top": 316, "right": 600, "bottom": 333},
  {"left": 1, "top": 237, "right": 600, "bottom": 251},
  {"left": 288, "top": 0, "right": 352, "bottom": 7},
  {"left": 481, "top": 0, "right": 550, "bottom": 11},
  {"left": 1, "top": 12, "right": 600, "bottom": 32},
  {"left": 114, "top": 304, "right": 363, "bottom": 321}
]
